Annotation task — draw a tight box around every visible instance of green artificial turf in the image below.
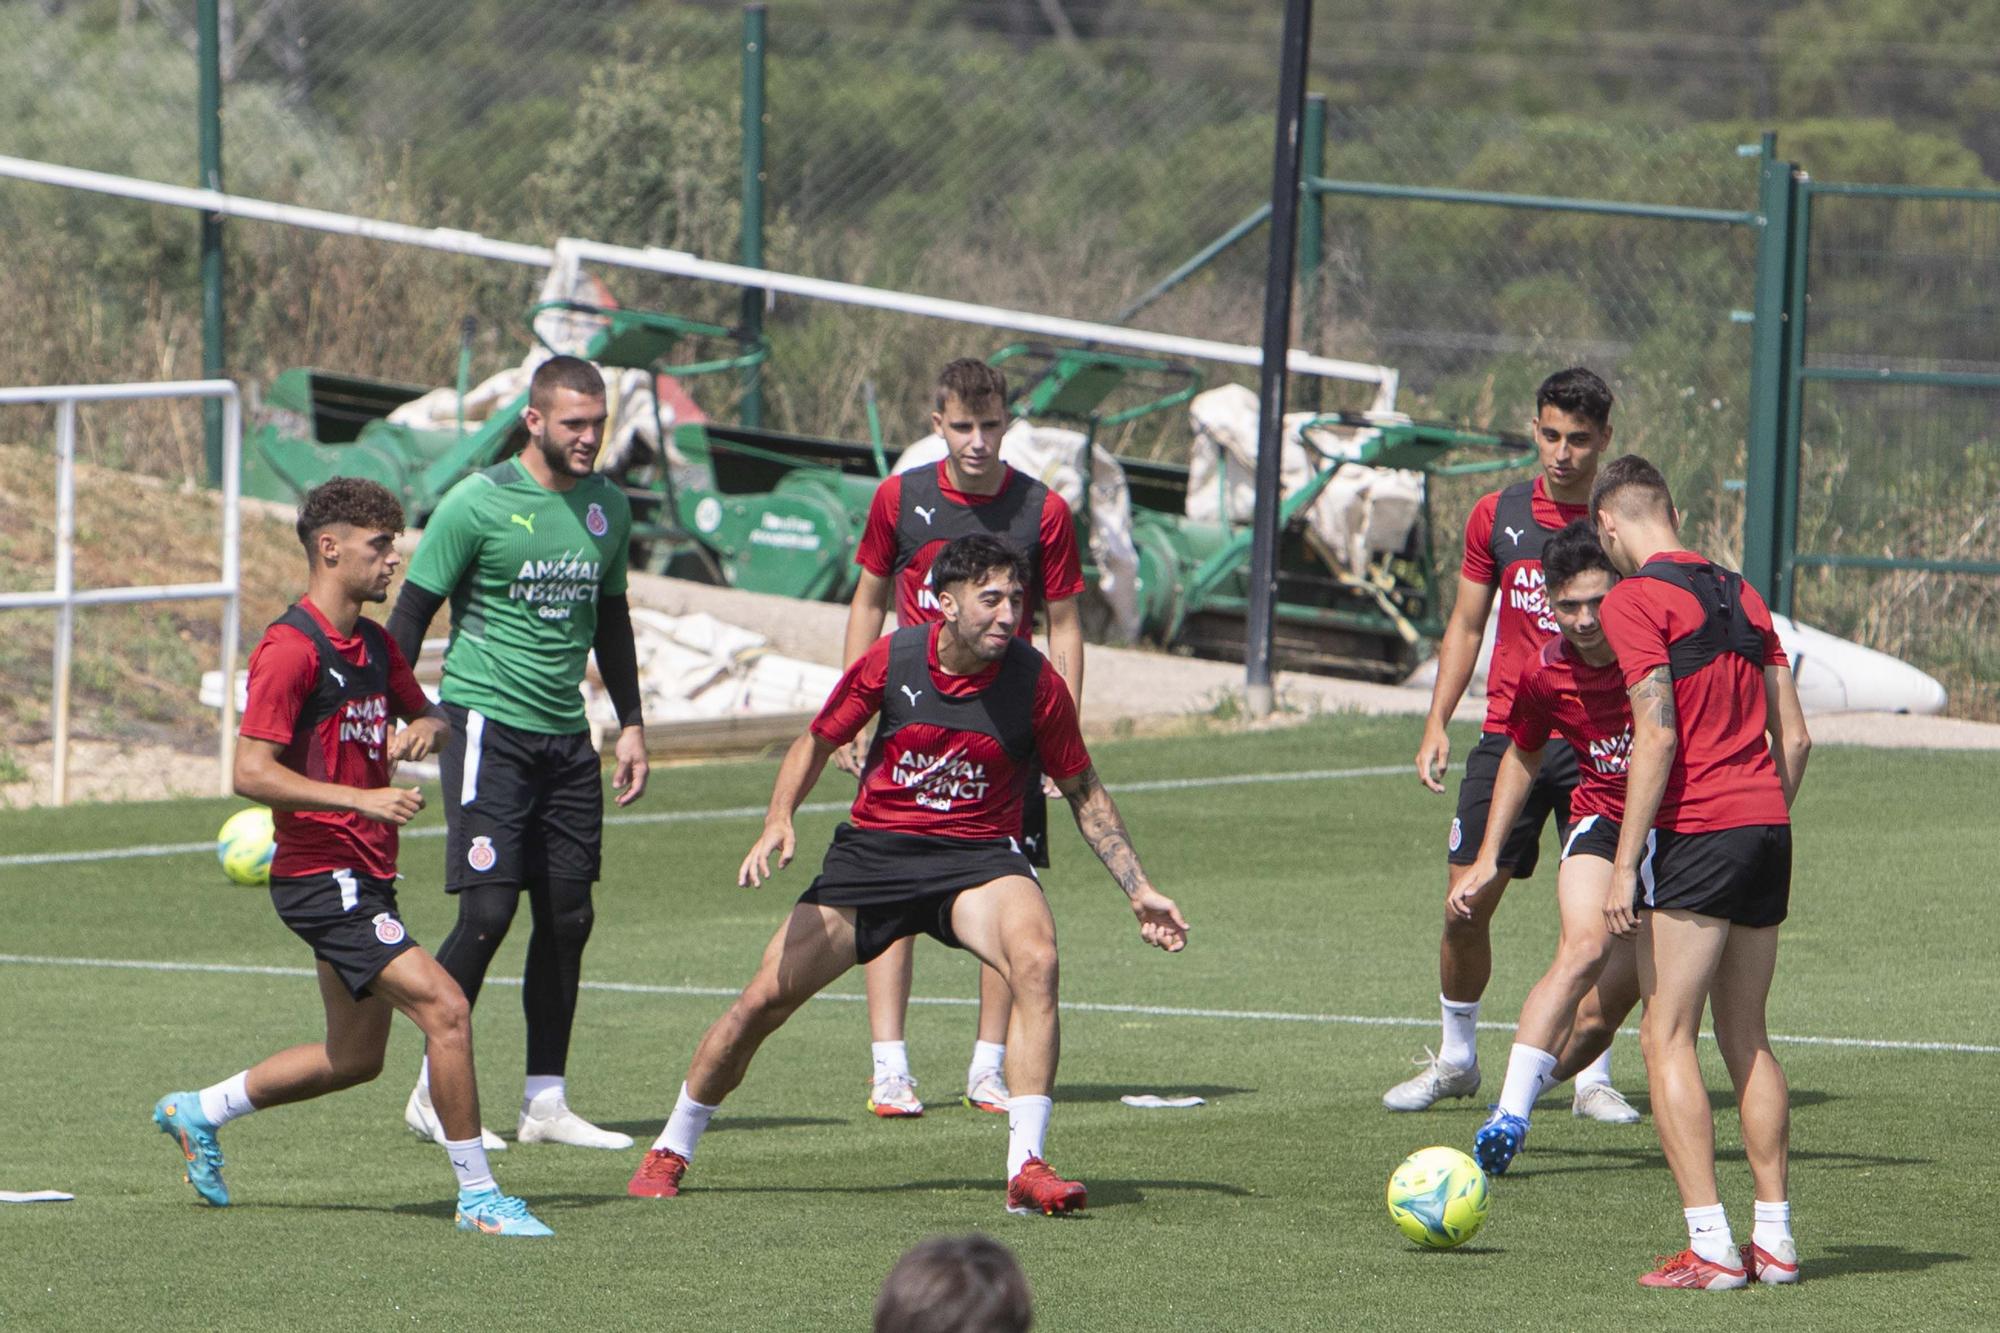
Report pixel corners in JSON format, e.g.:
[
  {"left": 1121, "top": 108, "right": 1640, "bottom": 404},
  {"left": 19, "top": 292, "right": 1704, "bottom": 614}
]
[{"left": 0, "top": 716, "right": 1993, "bottom": 1329}]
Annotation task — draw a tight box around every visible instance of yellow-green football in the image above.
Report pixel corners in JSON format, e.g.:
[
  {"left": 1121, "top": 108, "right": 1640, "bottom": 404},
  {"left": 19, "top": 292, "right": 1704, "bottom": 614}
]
[
  {"left": 216, "top": 807, "right": 276, "bottom": 886},
  {"left": 1387, "top": 1145, "right": 1490, "bottom": 1249}
]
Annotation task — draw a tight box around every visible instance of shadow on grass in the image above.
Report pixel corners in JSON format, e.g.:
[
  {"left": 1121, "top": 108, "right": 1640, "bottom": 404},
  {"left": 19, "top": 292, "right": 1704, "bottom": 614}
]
[
  {"left": 595, "top": 1115, "right": 845, "bottom": 1136},
  {"left": 701, "top": 1175, "right": 1252, "bottom": 1210},
  {"left": 1575, "top": 1087, "right": 1839, "bottom": 1118},
  {"left": 1812, "top": 1243, "right": 1972, "bottom": 1279},
  {"left": 1048, "top": 1082, "right": 1254, "bottom": 1105},
  {"left": 1512, "top": 1141, "right": 1929, "bottom": 1181}
]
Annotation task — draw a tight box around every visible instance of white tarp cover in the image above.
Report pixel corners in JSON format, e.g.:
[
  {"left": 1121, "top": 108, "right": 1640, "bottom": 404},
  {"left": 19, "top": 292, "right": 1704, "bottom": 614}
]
[
  {"left": 893, "top": 422, "right": 1145, "bottom": 642},
  {"left": 1185, "top": 383, "right": 1424, "bottom": 580},
  {"left": 580, "top": 608, "right": 843, "bottom": 744}
]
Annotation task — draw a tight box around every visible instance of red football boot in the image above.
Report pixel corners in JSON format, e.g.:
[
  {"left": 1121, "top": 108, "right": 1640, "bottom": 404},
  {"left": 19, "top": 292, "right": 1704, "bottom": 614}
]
[
  {"left": 1637, "top": 1248, "right": 1749, "bottom": 1290},
  {"left": 627, "top": 1148, "right": 689, "bottom": 1199},
  {"left": 1005, "top": 1158, "right": 1087, "bottom": 1216},
  {"left": 1741, "top": 1240, "right": 1800, "bottom": 1285}
]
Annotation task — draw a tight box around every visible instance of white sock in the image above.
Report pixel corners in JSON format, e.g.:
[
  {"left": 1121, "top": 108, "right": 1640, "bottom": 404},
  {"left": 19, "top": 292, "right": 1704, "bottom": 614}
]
[
  {"left": 522, "top": 1075, "right": 565, "bottom": 1112},
  {"left": 652, "top": 1082, "right": 718, "bottom": 1161},
  {"left": 1439, "top": 996, "right": 1480, "bottom": 1070},
  {"left": 1752, "top": 1199, "right": 1793, "bottom": 1254},
  {"left": 443, "top": 1135, "right": 496, "bottom": 1196},
  {"left": 1005, "top": 1095, "right": 1053, "bottom": 1179},
  {"left": 417, "top": 1056, "right": 431, "bottom": 1097},
  {"left": 871, "top": 1040, "right": 911, "bottom": 1082},
  {"left": 968, "top": 1040, "right": 1005, "bottom": 1084},
  {"left": 1497, "top": 1044, "right": 1558, "bottom": 1121},
  {"left": 1575, "top": 1047, "right": 1613, "bottom": 1089},
  {"left": 198, "top": 1071, "right": 256, "bottom": 1128},
  {"left": 1684, "top": 1203, "right": 1737, "bottom": 1266}
]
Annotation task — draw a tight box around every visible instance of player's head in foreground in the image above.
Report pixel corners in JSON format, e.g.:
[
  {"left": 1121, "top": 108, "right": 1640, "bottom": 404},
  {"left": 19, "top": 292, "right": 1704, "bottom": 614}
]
[
  {"left": 931, "top": 534, "right": 1028, "bottom": 665},
  {"left": 874, "top": 1233, "right": 1034, "bottom": 1333},
  {"left": 295, "top": 477, "right": 407, "bottom": 604},
  {"left": 931, "top": 358, "right": 1011, "bottom": 489},
  {"left": 1531, "top": 367, "right": 1615, "bottom": 499},
  {"left": 1588, "top": 453, "right": 1681, "bottom": 575},
  {"left": 522, "top": 354, "right": 609, "bottom": 481},
  {"left": 1540, "top": 518, "right": 1619, "bottom": 658}
]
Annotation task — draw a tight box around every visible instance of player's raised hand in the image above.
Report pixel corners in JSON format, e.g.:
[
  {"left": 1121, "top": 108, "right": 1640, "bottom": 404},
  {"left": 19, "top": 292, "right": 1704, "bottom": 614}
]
[
  {"left": 1130, "top": 887, "right": 1189, "bottom": 953},
  {"left": 355, "top": 785, "right": 425, "bottom": 826},
  {"left": 738, "top": 821, "right": 796, "bottom": 887},
  {"left": 1416, "top": 723, "right": 1452, "bottom": 794},
  {"left": 1447, "top": 859, "right": 1503, "bottom": 921},
  {"left": 613, "top": 725, "right": 650, "bottom": 807},
  {"left": 1604, "top": 866, "right": 1640, "bottom": 938},
  {"left": 389, "top": 715, "right": 448, "bottom": 763}
]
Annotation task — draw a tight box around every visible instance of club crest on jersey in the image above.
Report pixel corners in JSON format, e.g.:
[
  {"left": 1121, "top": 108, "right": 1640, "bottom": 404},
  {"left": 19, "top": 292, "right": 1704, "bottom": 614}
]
[
  {"left": 372, "top": 912, "right": 406, "bottom": 945},
  {"left": 585, "top": 501, "right": 609, "bottom": 537},
  {"left": 467, "top": 836, "right": 497, "bottom": 872},
  {"left": 1449, "top": 817, "right": 1463, "bottom": 852}
]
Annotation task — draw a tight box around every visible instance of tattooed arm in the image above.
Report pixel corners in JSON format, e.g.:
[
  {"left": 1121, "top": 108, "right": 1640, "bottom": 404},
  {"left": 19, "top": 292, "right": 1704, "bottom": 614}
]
[
  {"left": 1607, "top": 665, "right": 1678, "bottom": 937},
  {"left": 1054, "top": 764, "right": 1189, "bottom": 953}
]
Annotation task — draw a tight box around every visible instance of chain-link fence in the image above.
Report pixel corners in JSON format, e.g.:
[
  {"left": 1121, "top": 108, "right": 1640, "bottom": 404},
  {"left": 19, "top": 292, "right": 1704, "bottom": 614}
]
[{"left": 5, "top": 1, "right": 1988, "bottom": 719}]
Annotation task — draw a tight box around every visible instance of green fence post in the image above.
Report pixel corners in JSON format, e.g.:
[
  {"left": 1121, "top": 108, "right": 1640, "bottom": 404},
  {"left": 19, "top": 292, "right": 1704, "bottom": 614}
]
[
  {"left": 198, "top": 0, "right": 225, "bottom": 486},
  {"left": 1742, "top": 133, "right": 1795, "bottom": 601},
  {"left": 738, "top": 2, "right": 768, "bottom": 429},
  {"left": 1776, "top": 176, "right": 1812, "bottom": 616},
  {"left": 1299, "top": 93, "right": 1327, "bottom": 408}
]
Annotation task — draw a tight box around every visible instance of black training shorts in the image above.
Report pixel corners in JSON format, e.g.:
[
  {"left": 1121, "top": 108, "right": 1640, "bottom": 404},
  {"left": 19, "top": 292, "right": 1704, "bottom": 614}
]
[
  {"left": 1448, "top": 732, "right": 1579, "bottom": 878},
  {"left": 799, "top": 823, "right": 1041, "bottom": 964},
  {"left": 270, "top": 869, "right": 419, "bottom": 999},
  {"left": 438, "top": 704, "right": 603, "bottom": 891},
  {"left": 1635, "top": 823, "right": 1792, "bottom": 928},
  {"left": 1560, "top": 812, "right": 1623, "bottom": 863}
]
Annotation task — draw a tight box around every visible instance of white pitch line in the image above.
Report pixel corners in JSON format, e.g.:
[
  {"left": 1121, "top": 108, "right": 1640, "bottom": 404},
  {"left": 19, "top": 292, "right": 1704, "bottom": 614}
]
[
  {"left": 1, "top": 953, "right": 1993, "bottom": 1057},
  {"left": 0, "top": 764, "right": 1409, "bottom": 869}
]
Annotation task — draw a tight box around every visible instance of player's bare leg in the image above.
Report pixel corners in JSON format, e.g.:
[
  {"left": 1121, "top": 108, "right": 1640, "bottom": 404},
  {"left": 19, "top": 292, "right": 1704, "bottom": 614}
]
[
  {"left": 1386, "top": 869, "right": 1508, "bottom": 1111},
  {"left": 1551, "top": 940, "right": 1639, "bottom": 1081},
  {"left": 1478, "top": 855, "right": 1636, "bottom": 1171},
  {"left": 1709, "top": 922, "right": 1796, "bottom": 1282},
  {"left": 1635, "top": 909, "right": 1744, "bottom": 1279},
  {"left": 632, "top": 903, "right": 860, "bottom": 1198},
  {"left": 366, "top": 950, "right": 479, "bottom": 1140},
  {"left": 863, "top": 936, "right": 924, "bottom": 1115},
  {"left": 948, "top": 875, "right": 1083, "bottom": 1215},
  {"left": 239, "top": 962, "right": 396, "bottom": 1109}
]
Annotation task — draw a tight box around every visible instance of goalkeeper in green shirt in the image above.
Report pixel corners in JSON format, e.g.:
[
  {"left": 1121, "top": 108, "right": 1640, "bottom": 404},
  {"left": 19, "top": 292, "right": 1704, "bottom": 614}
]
[{"left": 387, "top": 355, "right": 649, "bottom": 1152}]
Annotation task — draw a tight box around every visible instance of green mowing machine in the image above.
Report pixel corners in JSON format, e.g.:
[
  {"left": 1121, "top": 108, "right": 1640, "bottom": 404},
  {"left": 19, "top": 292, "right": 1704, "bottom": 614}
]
[{"left": 243, "top": 301, "right": 1530, "bottom": 680}]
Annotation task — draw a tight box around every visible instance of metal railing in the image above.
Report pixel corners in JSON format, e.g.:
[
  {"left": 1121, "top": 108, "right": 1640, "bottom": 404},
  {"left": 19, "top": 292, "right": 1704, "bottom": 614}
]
[{"left": 0, "top": 380, "right": 242, "bottom": 806}]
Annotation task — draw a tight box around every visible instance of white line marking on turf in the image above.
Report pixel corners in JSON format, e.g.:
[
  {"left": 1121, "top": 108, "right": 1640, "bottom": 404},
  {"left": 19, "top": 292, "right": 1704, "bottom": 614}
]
[
  {"left": 2, "top": 952, "right": 1993, "bottom": 1056},
  {"left": 0, "top": 765, "right": 1409, "bottom": 868}
]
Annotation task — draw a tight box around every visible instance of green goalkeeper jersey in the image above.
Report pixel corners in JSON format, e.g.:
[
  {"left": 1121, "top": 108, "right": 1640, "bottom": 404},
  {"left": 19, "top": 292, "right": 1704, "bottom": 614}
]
[{"left": 405, "top": 456, "right": 632, "bottom": 734}]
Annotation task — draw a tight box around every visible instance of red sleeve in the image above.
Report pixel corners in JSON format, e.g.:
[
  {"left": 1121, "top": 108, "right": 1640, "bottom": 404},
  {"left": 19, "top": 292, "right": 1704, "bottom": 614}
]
[
  {"left": 1503, "top": 667, "right": 1555, "bottom": 753},
  {"left": 1460, "top": 492, "right": 1500, "bottom": 584},
  {"left": 854, "top": 476, "right": 901, "bottom": 576},
  {"left": 1038, "top": 491, "right": 1086, "bottom": 602},
  {"left": 238, "top": 626, "right": 316, "bottom": 745},
  {"left": 1599, "top": 583, "right": 1673, "bottom": 688},
  {"left": 809, "top": 636, "right": 889, "bottom": 746},
  {"left": 381, "top": 630, "right": 433, "bottom": 721},
  {"left": 1029, "top": 661, "right": 1091, "bottom": 780},
  {"left": 1739, "top": 579, "right": 1790, "bottom": 668}
]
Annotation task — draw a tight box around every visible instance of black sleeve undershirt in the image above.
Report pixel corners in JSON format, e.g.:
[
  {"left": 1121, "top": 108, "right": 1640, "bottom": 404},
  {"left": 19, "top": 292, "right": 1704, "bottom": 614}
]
[
  {"left": 594, "top": 594, "right": 645, "bottom": 730},
  {"left": 385, "top": 581, "right": 446, "bottom": 669}
]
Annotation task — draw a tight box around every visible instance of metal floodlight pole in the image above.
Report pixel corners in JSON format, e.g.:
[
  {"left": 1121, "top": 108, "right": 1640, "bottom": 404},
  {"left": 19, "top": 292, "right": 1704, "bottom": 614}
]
[
  {"left": 739, "top": 3, "right": 768, "bottom": 428},
  {"left": 1244, "top": 0, "right": 1314, "bottom": 720},
  {"left": 198, "top": 0, "right": 226, "bottom": 487}
]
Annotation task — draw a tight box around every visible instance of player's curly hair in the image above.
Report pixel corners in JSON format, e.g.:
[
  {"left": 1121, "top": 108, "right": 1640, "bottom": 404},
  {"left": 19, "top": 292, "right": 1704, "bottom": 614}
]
[
  {"left": 934, "top": 358, "right": 1009, "bottom": 412},
  {"left": 1541, "top": 518, "right": 1618, "bottom": 595},
  {"left": 929, "top": 534, "right": 1026, "bottom": 595},
  {"left": 295, "top": 477, "right": 406, "bottom": 553},
  {"left": 874, "top": 1234, "right": 1033, "bottom": 1333},
  {"left": 1535, "top": 367, "right": 1614, "bottom": 427}
]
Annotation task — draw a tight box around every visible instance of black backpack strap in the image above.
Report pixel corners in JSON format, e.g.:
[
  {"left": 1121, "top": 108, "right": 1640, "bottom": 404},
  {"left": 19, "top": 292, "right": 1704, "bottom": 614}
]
[{"left": 1631, "top": 560, "right": 1767, "bottom": 679}]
